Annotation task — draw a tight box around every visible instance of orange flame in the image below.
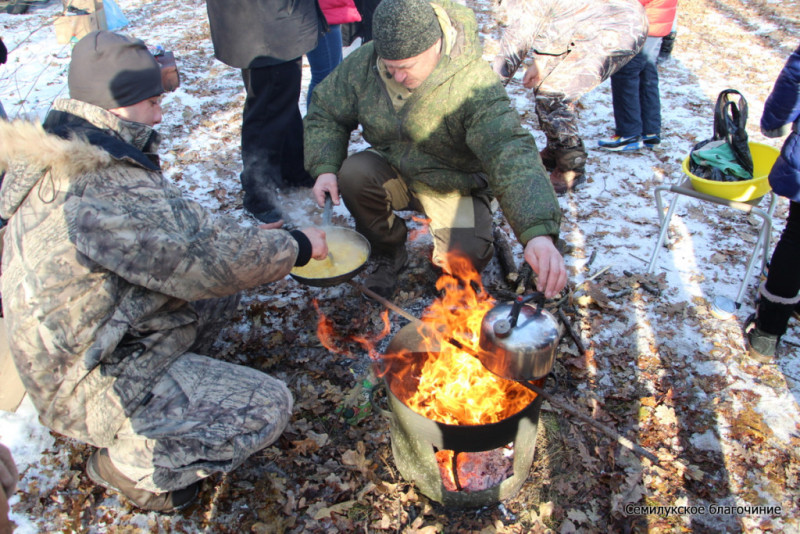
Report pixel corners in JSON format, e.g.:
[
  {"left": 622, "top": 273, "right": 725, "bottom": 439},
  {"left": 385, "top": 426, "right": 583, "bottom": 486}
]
[
  {"left": 387, "top": 252, "right": 536, "bottom": 425},
  {"left": 408, "top": 215, "right": 431, "bottom": 242},
  {"left": 314, "top": 299, "right": 391, "bottom": 360}
]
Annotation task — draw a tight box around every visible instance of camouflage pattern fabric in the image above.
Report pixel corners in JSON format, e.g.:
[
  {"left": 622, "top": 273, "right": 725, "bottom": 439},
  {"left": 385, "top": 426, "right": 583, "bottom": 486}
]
[
  {"left": 305, "top": 0, "right": 561, "bottom": 246},
  {"left": 338, "top": 150, "right": 495, "bottom": 271},
  {"left": 495, "top": 0, "right": 648, "bottom": 149},
  {"left": 0, "top": 100, "right": 298, "bottom": 486},
  {"left": 109, "top": 351, "right": 293, "bottom": 492}
]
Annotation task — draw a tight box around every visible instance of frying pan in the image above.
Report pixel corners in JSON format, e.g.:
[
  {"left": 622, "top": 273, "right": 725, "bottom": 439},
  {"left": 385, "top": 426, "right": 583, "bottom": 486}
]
[{"left": 290, "top": 195, "right": 371, "bottom": 287}]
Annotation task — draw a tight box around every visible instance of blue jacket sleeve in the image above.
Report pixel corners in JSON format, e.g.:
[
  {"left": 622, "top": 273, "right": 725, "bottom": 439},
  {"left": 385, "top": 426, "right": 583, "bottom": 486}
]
[{"left": 761, "top": 44, "right": 800, "bottom": 138}]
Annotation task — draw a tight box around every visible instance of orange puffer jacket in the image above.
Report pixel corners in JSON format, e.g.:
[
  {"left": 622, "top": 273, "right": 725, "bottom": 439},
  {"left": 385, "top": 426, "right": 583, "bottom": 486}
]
[{"left": 641, "top": 0, "right": 677, "bottom": 37}]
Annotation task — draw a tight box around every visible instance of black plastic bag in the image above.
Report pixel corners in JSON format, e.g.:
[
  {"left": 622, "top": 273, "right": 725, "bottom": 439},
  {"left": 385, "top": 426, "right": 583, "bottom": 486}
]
[{"left": 690, "top": 89, "right": 754, "bottom": 181}]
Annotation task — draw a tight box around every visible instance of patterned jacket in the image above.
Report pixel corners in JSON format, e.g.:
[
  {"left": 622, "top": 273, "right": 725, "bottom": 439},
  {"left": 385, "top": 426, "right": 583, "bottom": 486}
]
[
  {"left": 304, "top": 0, "right": 561, "bottom": 245},
  {"left": 0, "top": 99, "right": 299, "bottom": 446},
  {"left": 495, "top": 0, "right": 648, "bottom": 80},
  {"left": 761, "top": 44, "right": 800, "bottom": 202}
]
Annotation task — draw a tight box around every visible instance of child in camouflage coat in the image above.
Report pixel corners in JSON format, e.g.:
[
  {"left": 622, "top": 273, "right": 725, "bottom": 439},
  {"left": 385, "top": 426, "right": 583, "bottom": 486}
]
[{"left": 0, "top": 31, "right": 327, "bottom": 512}]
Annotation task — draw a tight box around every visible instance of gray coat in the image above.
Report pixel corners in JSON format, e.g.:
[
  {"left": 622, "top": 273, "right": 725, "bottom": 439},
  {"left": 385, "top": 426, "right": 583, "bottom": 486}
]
[
  {"left": 0, "top": 99, "right": 299, "bottom": 447},
  {"left": 205, "top": 0, "right": 324, "bottom": 69}
]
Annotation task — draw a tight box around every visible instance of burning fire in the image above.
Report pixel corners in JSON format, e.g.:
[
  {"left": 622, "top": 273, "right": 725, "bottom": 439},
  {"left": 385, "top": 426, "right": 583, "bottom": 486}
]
[
  {"left": 314, "top": 251, "right": 536, "bottom": 426},
  {"left": 315, "top": 252, "right": 538, "bottom": 494},
  {"left": 387, "top": 253, "right": 536, "bottom": 426}
]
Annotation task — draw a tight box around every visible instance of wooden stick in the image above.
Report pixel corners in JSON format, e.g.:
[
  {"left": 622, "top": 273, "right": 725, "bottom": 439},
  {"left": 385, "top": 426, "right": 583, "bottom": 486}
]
[
  {"left": 554, "top": 265, "right": 611, "bottom": 307},
  {"left": 515, "top": 262, "right": 534, "bottom": 295},
  {"left": 521, "top": 382, "right": 660, "bottom": 463},
  {"left": 556, "top": 308, "right": 586, "bottom": 356},
  {"left": 493, "top": 227, "right": 519, "bottom": 285}
]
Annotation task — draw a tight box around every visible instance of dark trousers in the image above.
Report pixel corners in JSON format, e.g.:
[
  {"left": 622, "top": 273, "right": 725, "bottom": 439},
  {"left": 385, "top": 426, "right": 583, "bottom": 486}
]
[
  {"left": 240, "top": 60, "right": 312, "bottom": 215},
  {"left": 610, "top": 36, "right": 663, "bottom": 138},
  {"left": 760, "top": 200, "right": 800, "bottom": 335}
]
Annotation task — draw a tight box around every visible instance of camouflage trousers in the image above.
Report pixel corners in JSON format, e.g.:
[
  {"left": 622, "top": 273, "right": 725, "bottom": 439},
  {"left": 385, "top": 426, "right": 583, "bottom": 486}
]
[
  {"left": 106, "top": 297, "right": 293, "bottom": 493},
  {"left": 338, "top": 150, "right": 495, "bottom": 272},
  {"left": 534, "top": 45, "right": 642, "bottom": 150}
]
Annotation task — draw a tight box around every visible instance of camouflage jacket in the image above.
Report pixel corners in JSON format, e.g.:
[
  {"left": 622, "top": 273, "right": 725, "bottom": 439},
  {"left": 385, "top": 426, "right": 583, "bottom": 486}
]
[
  {"left": 0, "top": 99, "right": 299, "bottom": 446},
  {"left": 496, "top": 0, "right": 648, "bottom": 78},
  {"left": 304, "top": 0, "right": 561, "bottom": 245}
]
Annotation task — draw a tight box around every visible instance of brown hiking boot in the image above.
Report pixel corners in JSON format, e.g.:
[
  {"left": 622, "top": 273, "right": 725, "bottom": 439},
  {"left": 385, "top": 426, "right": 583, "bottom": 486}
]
[
  {"left": 539, "top": 146, "right": 557, "bottom": 172},
  {"left": 87, "top": 448, "right": 199, "bottom": 512},
  {"left": 550, "top": 142, "right": 587, "bottom": 195},
  {"left": 550, "top": 169, "right": 586, "bottom": 195},
  {"left": 364, "top": 246, "right": 409, "bottom": 299}
]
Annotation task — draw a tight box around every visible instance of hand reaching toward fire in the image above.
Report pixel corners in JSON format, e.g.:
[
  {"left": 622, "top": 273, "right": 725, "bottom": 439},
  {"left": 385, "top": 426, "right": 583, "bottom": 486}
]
[{"left": 524, "top": 236, "right": 567, "bottom": 299}]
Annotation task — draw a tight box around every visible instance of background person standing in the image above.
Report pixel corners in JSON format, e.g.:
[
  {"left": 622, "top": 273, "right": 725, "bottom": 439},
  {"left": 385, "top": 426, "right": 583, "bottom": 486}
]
[
  {"left": 306, "top": 0, "right": 362, "bottom": 107},
  {"left": 492, "top": 0, "right": 648, "bottom": 195},
  {"left": 598, "top": 0, "right": 678, "bottom": 152},
  {"left": 205, "top": 0, "right": 325, "bottom": 224},
  {"left": 745, "top": 43, "right": 800, "bottom": 362}
]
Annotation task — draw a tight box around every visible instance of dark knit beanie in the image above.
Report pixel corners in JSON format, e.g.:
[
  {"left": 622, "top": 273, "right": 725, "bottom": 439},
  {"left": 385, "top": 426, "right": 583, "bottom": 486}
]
[
  {"left": 373, "top": 0, "right": 442, "bottom": 60},
  {"left": 68, "top": 31, "right": 164, "bottom": 110}
]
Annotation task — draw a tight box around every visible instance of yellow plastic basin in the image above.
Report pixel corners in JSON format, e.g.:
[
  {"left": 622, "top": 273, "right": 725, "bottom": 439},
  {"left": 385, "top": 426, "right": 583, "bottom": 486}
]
[{"left": 682, "top": 141, "right": 780, "bottom": 201}]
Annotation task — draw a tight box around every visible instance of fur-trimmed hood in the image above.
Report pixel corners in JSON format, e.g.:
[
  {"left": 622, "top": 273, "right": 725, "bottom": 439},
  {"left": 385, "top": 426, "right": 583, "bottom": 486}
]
[{"left": 0, "top": 98, "right": 160, "bottom": 220}]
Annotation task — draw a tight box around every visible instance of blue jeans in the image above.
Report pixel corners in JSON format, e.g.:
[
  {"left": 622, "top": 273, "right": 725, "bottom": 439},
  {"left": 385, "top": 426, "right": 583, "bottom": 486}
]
[
  {"left": 610, "top": 36, "right": 663, "bottom": 138},
  {"left": 306, "top": 25, "right": 343, "bottom": 107}
]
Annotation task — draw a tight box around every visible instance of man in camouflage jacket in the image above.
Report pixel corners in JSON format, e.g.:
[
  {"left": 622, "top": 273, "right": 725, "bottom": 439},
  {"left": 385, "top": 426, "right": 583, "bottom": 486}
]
[
  {"left": 0, "top": 31, "right": 327, "bottom": 512},
  {"left": 305, "top": 0, "right": 566, "bottom": 299},
  {"left": 492, "top": 0, "right": 648, "bottom": 194}
]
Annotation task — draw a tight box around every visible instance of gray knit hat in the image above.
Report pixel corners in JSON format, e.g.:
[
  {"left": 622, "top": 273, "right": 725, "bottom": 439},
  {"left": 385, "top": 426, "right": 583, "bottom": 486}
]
[
  {"left": 373, "top": 0, "right": 442, "bottom": 60},
  {"left": 69, "top": 31, "right": 164, "bottom": 110}
]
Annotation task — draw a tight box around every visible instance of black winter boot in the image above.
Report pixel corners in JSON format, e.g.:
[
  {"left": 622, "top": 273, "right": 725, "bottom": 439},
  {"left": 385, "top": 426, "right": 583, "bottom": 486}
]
[
  {"left": 658, "top": 31, "right": 677, "bottom": 63},
  {"left": 744, "top": 287, "right": 798, "bottom": 362},
  {"left": 744, "top": 315, "right": 779, "bottom": 363}
]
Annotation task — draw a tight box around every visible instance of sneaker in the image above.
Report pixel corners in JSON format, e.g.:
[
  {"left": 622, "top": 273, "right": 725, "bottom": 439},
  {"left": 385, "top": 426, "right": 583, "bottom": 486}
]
[
  {"left": 597, "top": 135, "right": 643, "bottom": 152},
  {"left": 743, "top": 314, "right": 778, "bottom": 363},
  {"left": 642, "top": 134, "right": 661, "bottom": 146},
  {"left": 87, "top": 448, "right": 200, "bottom": 512},
  {"left": 364, "top": 246, "right": 409, "bottom": 299}
]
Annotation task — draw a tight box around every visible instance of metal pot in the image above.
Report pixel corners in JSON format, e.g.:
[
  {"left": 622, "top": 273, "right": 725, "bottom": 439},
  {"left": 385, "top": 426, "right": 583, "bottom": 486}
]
[
  {"left": 478, "top": 292, "right": 562, "bottom": 381},
  {"left": 290, "top": 195, "right": 371, "bottom": 287}
]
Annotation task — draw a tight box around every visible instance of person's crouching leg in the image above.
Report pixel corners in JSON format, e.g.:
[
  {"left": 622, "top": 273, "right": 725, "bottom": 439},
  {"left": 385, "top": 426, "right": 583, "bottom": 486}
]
[{"left": 90, "top": 354, "right": 293, "bottom": 512}]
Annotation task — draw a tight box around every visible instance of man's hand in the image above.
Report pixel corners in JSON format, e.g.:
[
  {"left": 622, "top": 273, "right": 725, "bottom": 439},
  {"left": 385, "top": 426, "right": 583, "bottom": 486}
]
[
  {"left": 313, "top": 173, "right": 339, "bottom": 207},
  {"left": 522, "top": 60, "right": 542, "bottom": 89},
  {"left": 524, "top": 236, "right": 567, "bottom": 299},
  {"left": 300, "top": 227, "right": 329, "bottom": 260}
]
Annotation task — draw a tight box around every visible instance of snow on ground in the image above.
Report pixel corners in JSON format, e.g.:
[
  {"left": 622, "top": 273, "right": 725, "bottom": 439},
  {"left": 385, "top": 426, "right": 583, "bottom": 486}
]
[{"left": 1, "top": 0, "right": 799, "bottom": 532}]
